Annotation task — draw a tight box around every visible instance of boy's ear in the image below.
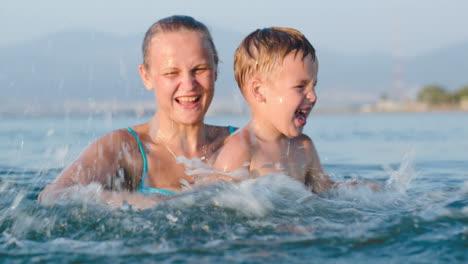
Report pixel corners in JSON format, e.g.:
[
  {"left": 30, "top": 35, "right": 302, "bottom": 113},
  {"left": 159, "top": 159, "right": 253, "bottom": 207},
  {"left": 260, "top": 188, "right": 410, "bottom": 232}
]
[
  {"left": 139, "top": 64, "right": 153, "bottom": 90},
  {"left": 248, "top": 78, "right": 266, "bottom": 103}
]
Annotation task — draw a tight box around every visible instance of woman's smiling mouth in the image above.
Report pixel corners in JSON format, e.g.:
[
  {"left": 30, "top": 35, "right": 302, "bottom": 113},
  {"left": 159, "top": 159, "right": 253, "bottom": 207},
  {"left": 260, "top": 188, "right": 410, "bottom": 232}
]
[{"left": 175, "top": 95, "right": 201, "bottom": 108}]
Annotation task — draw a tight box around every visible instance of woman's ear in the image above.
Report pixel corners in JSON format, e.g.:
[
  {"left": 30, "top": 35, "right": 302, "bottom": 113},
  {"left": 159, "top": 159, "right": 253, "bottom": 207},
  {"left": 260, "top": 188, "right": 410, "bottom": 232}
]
[
  {"left": 139, "top": 64, "right": 153, "bottom": 90},
  {"left": 213, "top": 64, "right": 218, "bottom": 81},
  {"left": 248, "top": 77, "right": 266, "bottom": 103}
]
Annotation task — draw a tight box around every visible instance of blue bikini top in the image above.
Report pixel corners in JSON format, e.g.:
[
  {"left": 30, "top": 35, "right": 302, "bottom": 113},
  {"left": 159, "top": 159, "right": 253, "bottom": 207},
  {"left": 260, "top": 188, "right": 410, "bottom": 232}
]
[{"left": 126, "top": 126, "right": 236, "bottom": 195}]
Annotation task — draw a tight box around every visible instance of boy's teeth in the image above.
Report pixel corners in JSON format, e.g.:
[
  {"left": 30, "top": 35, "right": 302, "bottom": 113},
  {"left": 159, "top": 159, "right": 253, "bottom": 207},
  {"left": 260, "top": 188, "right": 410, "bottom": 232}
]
[{"left": 295, "top": 109, "right": 306, "bottom": 116}]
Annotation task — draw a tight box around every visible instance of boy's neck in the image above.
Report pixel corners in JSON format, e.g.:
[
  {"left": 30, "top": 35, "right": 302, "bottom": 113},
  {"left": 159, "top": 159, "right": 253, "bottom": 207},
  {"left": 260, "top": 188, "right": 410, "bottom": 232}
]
[{"left": 249, "top": 114, "right": 287, "bottom": 142}]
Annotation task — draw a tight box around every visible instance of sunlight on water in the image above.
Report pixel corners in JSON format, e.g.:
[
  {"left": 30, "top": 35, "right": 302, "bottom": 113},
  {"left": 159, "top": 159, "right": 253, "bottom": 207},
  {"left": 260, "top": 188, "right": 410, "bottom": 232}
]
[{"left": 1, "top": 114, "right": 467, "bottom": 263}]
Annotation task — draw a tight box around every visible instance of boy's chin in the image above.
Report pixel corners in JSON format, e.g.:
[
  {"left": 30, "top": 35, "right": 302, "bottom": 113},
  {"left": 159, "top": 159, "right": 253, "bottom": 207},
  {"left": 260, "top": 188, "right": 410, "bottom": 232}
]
[{"left": 284, "top": 128, "right": 304, "bottom": 138}]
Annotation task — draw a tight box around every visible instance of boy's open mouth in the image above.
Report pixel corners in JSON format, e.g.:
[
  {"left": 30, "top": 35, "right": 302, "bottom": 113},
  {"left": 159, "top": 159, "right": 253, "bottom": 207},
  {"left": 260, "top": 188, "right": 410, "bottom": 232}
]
[{"left": 294, "top": 108, "right": 309, "bottom": 126}]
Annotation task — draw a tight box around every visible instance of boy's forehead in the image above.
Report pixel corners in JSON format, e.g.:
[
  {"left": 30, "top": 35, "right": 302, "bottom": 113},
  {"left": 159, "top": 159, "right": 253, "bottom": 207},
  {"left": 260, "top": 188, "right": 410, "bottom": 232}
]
[
  {"left": 279, "top": 53, "right": 318, "bottom": 75},
  {"left": 250, "top": 50, "right": 318, "bottom": 84}
]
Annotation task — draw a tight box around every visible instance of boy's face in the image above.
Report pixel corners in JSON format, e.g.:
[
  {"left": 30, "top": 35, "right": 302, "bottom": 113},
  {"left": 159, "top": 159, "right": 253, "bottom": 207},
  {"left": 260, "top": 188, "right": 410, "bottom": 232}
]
[{"left": 262, "top": 51, "right": 318, "bottom": 138}]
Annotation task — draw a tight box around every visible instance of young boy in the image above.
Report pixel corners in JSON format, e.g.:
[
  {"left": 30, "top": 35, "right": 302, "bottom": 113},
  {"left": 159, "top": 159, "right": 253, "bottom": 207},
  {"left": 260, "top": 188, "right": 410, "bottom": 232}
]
[{"left": 213, "top": 27, "right": 334, "bottom": 194}]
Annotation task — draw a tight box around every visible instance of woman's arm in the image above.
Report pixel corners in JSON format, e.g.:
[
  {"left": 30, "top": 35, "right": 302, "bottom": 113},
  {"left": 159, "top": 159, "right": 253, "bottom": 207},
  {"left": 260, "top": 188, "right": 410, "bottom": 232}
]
[{"left": 38, "top": 130, "right": 162, "bottom": 209}]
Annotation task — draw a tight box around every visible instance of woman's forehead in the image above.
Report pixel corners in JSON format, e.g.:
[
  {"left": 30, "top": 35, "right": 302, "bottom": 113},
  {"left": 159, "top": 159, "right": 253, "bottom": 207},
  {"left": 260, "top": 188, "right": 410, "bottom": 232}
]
[
  {"left": 150, "top": 30, "right": 206, "bottom": 48},
  {"left": 149, "top": 31, "right": 212, "bottom": 58},
  {"left": 149, "top": 31, "right": 213, "bottom": 67}
]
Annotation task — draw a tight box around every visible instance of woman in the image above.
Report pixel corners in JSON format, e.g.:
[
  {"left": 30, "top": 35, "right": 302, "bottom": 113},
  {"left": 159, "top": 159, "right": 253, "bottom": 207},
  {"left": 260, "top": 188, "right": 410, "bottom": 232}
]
[{"left": 39, "top": 15, "right": 236, "bottom": 209}]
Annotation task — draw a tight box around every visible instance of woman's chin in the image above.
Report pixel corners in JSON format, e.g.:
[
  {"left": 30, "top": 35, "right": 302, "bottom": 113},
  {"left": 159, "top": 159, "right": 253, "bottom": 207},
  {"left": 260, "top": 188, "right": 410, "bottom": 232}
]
[
  {"left": 169, "top": 108, "right": 208, "bottom": 124},
  {"left": 174, "top": 115, "right": 205, "bottom": 126}
]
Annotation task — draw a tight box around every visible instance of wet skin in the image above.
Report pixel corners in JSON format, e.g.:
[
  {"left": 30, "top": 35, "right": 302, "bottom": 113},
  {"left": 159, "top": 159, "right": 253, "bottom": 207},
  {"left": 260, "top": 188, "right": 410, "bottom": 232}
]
[
  {"left": 214, "top": 51, "right": 334, "bottom": 194},
  {"left": 39, "top": 30, "right": 233, "bottom": 209}
]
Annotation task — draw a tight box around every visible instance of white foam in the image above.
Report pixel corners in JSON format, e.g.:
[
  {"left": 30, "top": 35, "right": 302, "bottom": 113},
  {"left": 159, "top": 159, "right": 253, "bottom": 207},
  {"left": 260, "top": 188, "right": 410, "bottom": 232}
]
[
  {"left": 331, "top": 151, "right": 420, "bottom": 207},
  {"left": 176, "top": 156, "right": 249, "bottom": 189},
  {"left": 209, "top": 174, "right": 311, "bottom": 217},
  {"left": 462, "top": 181, "right": 468, "bottom": 194},
  {"left": 40, "top": 183, "right": 104, "bottom": 206},
  {"left": 10, "top": 191, "right": 25, "bottom": 210}
]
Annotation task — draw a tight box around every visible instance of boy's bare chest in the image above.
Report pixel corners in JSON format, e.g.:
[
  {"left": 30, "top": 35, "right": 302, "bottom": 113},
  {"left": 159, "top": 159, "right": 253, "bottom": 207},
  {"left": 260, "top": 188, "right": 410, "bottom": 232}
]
[{"left": 250, "top": 145, "right": 308, "bottom": 182}]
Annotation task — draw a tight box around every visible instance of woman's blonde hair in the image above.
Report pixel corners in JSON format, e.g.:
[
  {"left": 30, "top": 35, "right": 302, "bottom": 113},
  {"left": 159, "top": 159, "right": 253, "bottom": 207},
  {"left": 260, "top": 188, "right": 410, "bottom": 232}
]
[{"left": 142, "top": 15, "right": 219, "bottom": 70}]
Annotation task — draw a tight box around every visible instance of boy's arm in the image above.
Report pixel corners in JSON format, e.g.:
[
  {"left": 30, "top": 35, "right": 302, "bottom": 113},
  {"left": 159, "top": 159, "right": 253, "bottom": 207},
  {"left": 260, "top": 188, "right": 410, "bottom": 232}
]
[
  {"left": 303, "top": 137, "right": 335, "bottom": 194},
  {"left": 303, "top": 137, "right": 382, "bottom": 193},
  {"left": 190, "top": 135, "right": 250, "bottom": 186},
  {"left": 212, "top": 132, "right": 252, "bottom": 178}
]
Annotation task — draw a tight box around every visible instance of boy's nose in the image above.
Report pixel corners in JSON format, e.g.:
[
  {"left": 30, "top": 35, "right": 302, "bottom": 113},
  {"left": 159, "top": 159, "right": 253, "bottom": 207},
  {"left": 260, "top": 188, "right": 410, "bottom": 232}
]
[{"left": 306, "top": 90, "right": 317, "bottom": 103}]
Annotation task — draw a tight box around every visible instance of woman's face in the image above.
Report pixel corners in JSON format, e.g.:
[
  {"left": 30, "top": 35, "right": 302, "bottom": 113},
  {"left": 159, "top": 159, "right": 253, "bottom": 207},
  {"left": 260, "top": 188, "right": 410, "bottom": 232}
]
[{"left": 139, "top": 30, "right": 216, "bottom": 125}]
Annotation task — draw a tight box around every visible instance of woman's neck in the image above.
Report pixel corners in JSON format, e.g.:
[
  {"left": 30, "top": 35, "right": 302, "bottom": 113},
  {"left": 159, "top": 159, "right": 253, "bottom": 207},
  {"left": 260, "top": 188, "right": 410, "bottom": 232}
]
[{"left": 148, "top": 113, "right": 208, "bottom": 156}]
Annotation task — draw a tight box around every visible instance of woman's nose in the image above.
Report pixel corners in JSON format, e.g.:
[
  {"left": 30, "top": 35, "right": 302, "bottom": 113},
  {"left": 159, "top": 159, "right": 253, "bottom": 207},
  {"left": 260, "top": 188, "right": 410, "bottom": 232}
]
[{"left": 181, "top": 72, "right": 197, "bottom": 90}]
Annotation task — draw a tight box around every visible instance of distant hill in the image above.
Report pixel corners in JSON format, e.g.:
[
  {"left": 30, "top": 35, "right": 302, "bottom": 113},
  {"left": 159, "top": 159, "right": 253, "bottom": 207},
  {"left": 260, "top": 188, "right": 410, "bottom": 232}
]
[
  {"left": 0, "top": 29, "right": 467, "bottom": 112},
  {"left": 406, "top": 42, "right": 468, "bottom": 90},
  {"left": 319, "top": 41, "right": 468, "bottom": 105},
  {"left": 0, "top": 31, "right": 143, "bottom": 103}
]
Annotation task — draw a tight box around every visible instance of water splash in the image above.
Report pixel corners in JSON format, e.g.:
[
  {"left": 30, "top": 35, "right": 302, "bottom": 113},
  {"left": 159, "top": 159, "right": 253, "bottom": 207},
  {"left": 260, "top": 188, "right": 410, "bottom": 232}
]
[
  {"left": 176, "top": 156, "right": 249, "bottom": 190},
  {"left": 39, "top": 183, "right": 104, "bottom": 206},
  {"left": 384, "top": 150, "right": 418, "bottom": 193}
]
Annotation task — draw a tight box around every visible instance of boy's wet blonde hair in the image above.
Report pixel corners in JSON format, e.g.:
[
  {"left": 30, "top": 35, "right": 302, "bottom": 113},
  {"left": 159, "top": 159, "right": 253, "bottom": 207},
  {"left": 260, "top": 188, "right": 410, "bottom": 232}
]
[{"left": 234, "top": 27, "right": 316, "bottom": 92}]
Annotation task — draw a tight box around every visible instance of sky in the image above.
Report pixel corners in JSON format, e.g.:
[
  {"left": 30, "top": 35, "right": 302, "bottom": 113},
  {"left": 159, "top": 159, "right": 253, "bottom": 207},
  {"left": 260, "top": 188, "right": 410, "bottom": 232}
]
[{"left": 1, "top": 0, "right": 467, "bottom": 56}]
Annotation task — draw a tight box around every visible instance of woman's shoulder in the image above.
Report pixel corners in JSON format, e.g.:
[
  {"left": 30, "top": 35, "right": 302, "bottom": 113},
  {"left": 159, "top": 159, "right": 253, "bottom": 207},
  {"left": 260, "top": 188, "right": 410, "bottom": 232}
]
[
  {"left": 82, "top": 127, "right": 144, "bottom": 177},
  {"left": 98, "top": 127, "right": 136, "bottom": 142},
  {"left": 86, "top": 127, "right": 142, "bottom": 155},
  {"left": 206, "top": 124, "right": 237, "bottom": 139}
]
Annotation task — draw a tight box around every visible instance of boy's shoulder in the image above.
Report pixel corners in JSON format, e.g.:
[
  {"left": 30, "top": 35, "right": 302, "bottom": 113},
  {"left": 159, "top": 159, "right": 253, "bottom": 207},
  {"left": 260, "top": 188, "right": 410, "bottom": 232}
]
[
  {"left": 289, "top": 134, "right": 319, "bottom": 161},
  {"left": 290, "top": 133, "right": 314, "bottom": 148},
  {"left": 222, "top": 127, "right": 253, "bottom": 151},
  {"left": 213, "top": 126, "right": 253, "bottom": 172}
]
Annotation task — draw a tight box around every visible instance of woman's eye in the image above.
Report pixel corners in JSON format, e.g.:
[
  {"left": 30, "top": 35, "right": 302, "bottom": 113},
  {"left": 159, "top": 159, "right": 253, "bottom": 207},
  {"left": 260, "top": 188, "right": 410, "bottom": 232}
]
[
  {"left": 164, "top": 71, "right": 177, "bottom": 76},
  {"left": 194, "top": 67, "right": 208, "bottom": 73}
]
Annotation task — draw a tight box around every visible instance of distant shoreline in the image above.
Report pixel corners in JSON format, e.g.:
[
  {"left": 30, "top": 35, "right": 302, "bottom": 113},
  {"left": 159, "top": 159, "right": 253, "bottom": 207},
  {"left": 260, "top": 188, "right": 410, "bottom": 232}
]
[{"left": 1, "top": 102, "right": 467, "bottom": 118}]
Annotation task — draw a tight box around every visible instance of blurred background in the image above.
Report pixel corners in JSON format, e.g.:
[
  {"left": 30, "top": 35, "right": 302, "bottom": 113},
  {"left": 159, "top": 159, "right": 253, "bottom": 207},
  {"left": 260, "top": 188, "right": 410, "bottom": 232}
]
[
  {"left": 1, "top": 0, "right": 467, "bottom": 116},
  {"left": 1, "top": 3, "right": 467, "bottom": 262}
]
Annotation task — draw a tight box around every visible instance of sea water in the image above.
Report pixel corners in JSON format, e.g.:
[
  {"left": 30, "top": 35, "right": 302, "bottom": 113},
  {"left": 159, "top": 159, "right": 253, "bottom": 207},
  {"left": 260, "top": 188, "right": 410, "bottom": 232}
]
[{"left": 0, "top": 113, "right": 467, "bottom": 263}]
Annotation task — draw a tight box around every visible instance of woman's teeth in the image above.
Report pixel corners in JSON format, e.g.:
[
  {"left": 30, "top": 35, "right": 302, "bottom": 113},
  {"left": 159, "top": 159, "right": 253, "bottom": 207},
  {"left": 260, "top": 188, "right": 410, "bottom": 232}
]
[{"left": 177, "top": 96, "right": 200, "bottom": 103}]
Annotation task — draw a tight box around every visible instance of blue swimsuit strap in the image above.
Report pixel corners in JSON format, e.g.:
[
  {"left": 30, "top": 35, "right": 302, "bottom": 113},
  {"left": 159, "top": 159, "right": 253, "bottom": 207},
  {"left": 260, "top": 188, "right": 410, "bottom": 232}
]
[
  {"left": 228, "top": 125, "right": 236, "bottom": 135},
  {"left": 126, "top": 127, "right": 148, "bottom": 174},
  {"left": 126, "top": 127, "right": 175, "bottom": 195},
  {"left": 126, "top": 125, "right": 236, "bottom": 196}
]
